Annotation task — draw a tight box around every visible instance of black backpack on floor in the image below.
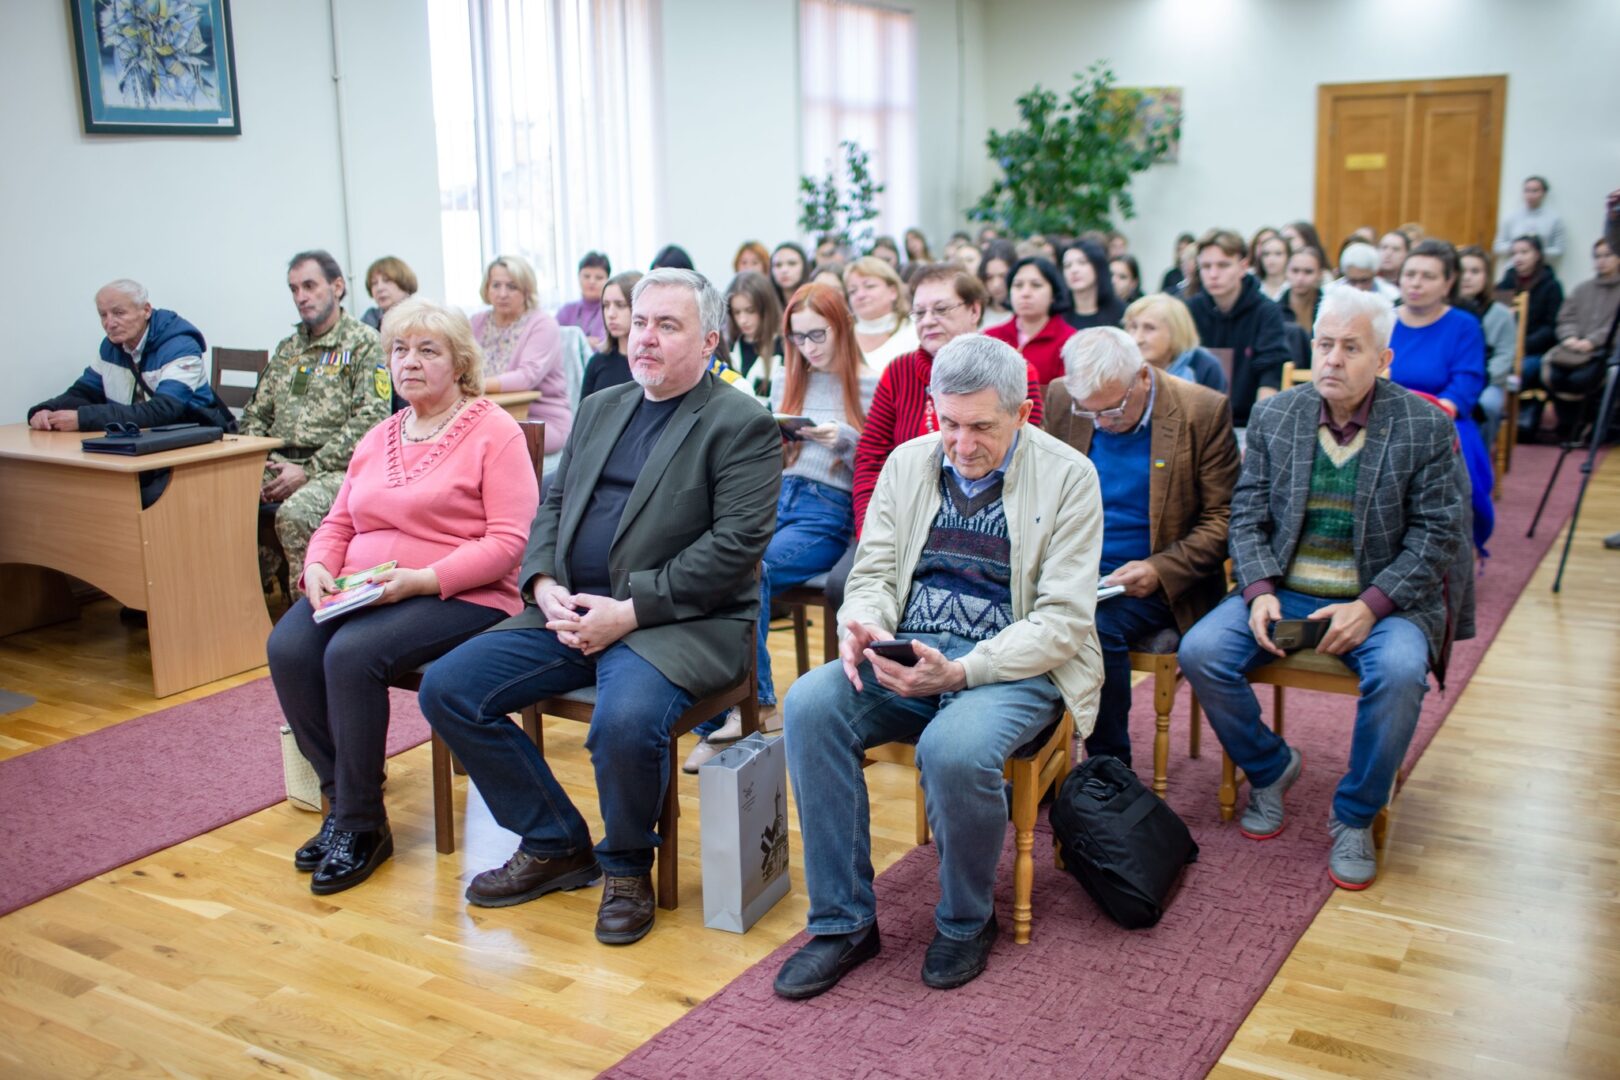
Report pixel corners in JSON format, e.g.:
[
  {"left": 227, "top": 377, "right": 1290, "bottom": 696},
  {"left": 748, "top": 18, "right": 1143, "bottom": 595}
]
[{"left": 1049, "top": 755, "right": 1199, "bottom": 929}]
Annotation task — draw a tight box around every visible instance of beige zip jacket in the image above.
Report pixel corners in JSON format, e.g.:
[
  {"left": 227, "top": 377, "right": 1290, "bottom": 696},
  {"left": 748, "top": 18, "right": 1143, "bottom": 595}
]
[{"left": 840, "top": 423, "right": 1105, "bottom": 736}]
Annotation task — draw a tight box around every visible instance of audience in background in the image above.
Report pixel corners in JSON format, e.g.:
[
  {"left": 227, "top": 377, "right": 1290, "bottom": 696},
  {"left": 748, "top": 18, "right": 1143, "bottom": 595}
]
[
  {"left": 1332, "top": 242, "right": 1399, "bottom": 301},
  {"left": 904, "top": 228, "right": 934, "bottom": 266},
  {"left": 1542, "top": 238, "right": 1620, "bottom": 434},
  {"left": 986, "top": 255, "right": 1077, "bottom": 385},
  {"left": 771, "top": 242, "right": 810, "bottom": 304},
  {"left": 816, "top": 236, "right": 843, "bottom": 265},
  {"left": 1377, "top": 231, "right": 1409, "bottom": 288},
  {"left": 1111, "top": 254, "right": 1143, "bottom": 307},
  {"left": 1186, "top": 229, "right": 1287, "bottom": 427},
  {"left": 954, "top": 242, "right": 983, "bottom": 277},
  {"left": 868, "top": 236, "right": 902, "bottom": 270},
  {"left": 1107, "top": 231, "right": 1129, "bottom": 259},
  {"left": 651, "top": 244, "right": 695, "bottom": 271},
  {"left": 581, "top": 271, "right": 643, "bottom": 399},
  {"left": 724, "top": 271, "right": 784, "bottom": 395},
  {"left": 1500, "top": 234, "right": 1565, "bottom": 438},
  {"left": 1278, "top": 246, "right": 1325, "bottom": 337},
  {"left": 1389, "top": 240, "right": 1494, "bottom": 552},
  {"left": 844, "top": 256, "right": 918, "bottom": 371},
  {"left": 733, "top": 241, "right": 770, "bottom": 276},
  {"left": 810, "top": 264, "right": 846, "bottom": 291},
  {"left": 1348, "top": 225, "right": 1378, "bottom": 247},
  {"left": 978, "top": 240, "right": 1017, "bottom": 328},
  {"left": 360, "top": 256, "right": 419, "bottom": 332},
  {"left": 1455, "top": 247, "right": 1518, "bottom": 452},
  {"left": 471, "top": 255, "right": 571, "bottom": 452},
  {"left": 1161, "top": 232, "right": 1196, "bottom": 294},
  {"left": 1495, "top": 176, "right": 1566, "bottom": 265},
  {"left": 1061, "top": 239, "right": 1125, "bottom": 331},
  {"left": 1281, "top": 221, "right": 1325, "bottom": 260},
  {"left": 1124, "top": 294, "right": 1229, "bottom": 394},
  {"left": 1254, "top": 233, "right": 1291, "bottom": 301},
  {"left": 555, "top": 251, "right": 612, "bottom": 351},
  {"left": 268, "top": 298, "right": 537, "bottom": 896}
]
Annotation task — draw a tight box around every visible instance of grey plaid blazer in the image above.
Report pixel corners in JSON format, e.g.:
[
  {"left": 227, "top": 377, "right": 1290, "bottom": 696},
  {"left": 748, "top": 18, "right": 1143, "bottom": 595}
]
[{"left": 1231, "top": 379, "right": 1475, "bottom": 677}]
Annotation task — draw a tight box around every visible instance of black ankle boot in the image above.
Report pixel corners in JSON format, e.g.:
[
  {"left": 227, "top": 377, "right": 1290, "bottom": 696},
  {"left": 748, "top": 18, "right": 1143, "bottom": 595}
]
[
  {"left": 310, "top": 823, "right": 394, "bottom": 895},
  {"left": 294, "top": 814, "right": 338, "bottom": 872}
]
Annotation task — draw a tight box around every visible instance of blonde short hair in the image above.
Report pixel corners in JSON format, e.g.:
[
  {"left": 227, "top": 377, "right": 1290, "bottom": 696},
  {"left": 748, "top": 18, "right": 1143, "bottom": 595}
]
[
  {"left": 842, "top": 256, "right": 910, "bottom": 318},
  {"left": 1123, "top": 294, "right": 1201, "bottom": 357},
  {"left": 380, "top": 297, "right": 485, "bottom": 398},
  {"left": 480, "top": 255, "right": 539, "bottom": 311}
]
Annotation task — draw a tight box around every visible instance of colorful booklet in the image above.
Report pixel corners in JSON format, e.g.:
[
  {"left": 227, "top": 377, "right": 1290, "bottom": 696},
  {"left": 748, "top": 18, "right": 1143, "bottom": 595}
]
[{"left": 312, "top": 561, "right": 397, "bottom": 623}]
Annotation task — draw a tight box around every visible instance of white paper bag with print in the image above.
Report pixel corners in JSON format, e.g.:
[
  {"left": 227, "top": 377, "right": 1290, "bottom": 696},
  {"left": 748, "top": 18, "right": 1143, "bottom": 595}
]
[{"left": 699, "top": 732, "right": 791, "bottom": 933}]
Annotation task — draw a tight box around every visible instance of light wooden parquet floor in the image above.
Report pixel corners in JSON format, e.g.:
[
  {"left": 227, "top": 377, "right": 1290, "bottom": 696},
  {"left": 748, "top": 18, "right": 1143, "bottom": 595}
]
[{"left": 2, "top": 455, "right": 1618, "bottom": 1078}]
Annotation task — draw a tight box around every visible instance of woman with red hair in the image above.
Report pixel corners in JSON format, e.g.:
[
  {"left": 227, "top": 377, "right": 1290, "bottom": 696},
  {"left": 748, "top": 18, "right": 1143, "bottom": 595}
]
[{"left": 684, "top": 282, "right": 877, "bottom": 769}]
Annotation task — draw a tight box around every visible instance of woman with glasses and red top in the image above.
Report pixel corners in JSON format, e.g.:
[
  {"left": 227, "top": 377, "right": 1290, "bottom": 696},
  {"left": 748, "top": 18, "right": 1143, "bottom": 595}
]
[{"left": 983, "top": 255, "right": 1078, "bottom": 385}]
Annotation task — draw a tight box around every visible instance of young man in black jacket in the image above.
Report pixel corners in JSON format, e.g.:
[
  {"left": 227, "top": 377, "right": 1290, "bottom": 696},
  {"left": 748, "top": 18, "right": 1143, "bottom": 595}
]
[{"left": 1186, "top": 229, "right": 1289, "bottom": 427}]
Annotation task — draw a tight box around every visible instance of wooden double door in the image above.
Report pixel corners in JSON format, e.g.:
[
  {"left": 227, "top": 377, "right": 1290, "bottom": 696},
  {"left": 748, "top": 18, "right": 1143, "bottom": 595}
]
[{"left": 1315, "top": 76, "right": 1507, "bottom": 255}]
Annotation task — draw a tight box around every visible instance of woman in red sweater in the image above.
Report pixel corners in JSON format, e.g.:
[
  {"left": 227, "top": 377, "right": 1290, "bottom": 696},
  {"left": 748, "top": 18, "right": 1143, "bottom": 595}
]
[
  {"left": 266, "top": 297, "right": 539, "bottom": 896},
  {"left": 984, "top": 255, "right": 1077, "bottom": 385}
]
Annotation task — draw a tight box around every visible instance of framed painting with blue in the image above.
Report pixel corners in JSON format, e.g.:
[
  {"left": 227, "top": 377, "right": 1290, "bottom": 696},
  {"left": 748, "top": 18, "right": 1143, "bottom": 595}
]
[{"left": 69, "top": 0, "right": 241, "bottom": 136}]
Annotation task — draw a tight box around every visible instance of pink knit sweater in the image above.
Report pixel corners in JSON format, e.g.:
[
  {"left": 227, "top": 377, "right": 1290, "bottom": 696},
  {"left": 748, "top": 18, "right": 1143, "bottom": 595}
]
[
  {"left": 304, "top": 397, "right": 538, "bottom": 615},
  {"left": 470, "top": 308, "right": 573, "bottom": 451}
]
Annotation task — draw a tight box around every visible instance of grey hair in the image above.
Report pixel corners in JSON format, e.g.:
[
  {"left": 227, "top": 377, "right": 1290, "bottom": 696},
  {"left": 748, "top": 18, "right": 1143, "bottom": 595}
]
[
  {"left": 632, "top": 268, "right": 725, "bottom": 342},
  {"left": 1338, "top": 242, "right": 1379, "bottom": 273},
  {"left": 1061, "top": 326, "right": 1146, "bottom": 400},
  {"left": 99, "top": 278, "right": 149, "bottom": 305},
  {"left": 930, "top": 335, "right": 1028, "bottom": 414},
  {"left": 1316, "top": 283, "right": 1396, "bottom": 351}
]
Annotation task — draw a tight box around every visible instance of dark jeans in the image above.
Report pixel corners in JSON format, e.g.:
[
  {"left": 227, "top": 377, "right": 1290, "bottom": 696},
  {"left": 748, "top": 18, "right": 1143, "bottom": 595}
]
[
  {"left": 1546, "top": 358, "right": 1608, "bottom": 435},
  {"left": 1086, "top": 589, "right": 1176, "bottom": 767},
  {"left": 267, "top": 595, "right": 503, "bottom": 831},
  {"left": 418, "top": 627, "right": 694, "bottom": 876}
]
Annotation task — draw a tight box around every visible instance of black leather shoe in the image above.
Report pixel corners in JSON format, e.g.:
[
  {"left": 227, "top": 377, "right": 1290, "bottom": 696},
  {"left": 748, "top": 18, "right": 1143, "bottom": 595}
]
[
  {"left": 595, "top": 873, "right": 655, "bottom": 945},
  {"left": 465, "top": 847, "right": 601, "bottom": 908},
  {"left": 294, "top": 814, "right": 338, "bottom": 872},
  {"left": 921, "top": 917, "right": 998, "bottom": 990},
  {"left": 310, "top": 824, "right": 393, "bottom": 895},
  {"left": 773, "top": 924, "right": 882, "bottom": 1000}
]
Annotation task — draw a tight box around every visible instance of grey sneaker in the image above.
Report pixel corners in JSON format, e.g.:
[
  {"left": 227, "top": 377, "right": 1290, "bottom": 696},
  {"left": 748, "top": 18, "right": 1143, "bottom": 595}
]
[
  {"left": 1239, "top": 746, "right": 1302, "bottom": 840},
  {"left": 1327, "top": 816, "right": 1377, "bottom": 889}
]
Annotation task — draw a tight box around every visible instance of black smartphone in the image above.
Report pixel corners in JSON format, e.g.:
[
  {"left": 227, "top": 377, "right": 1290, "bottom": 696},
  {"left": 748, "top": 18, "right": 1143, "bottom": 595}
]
[
  {"left": 868, "top": 639, "right": 921, "bottom": 667},
  {"left": 775, "top": 415, "right": 815, "bottom": 439},
  {"left": 1271, "top": 618, "right": 1328, "bottom": 652}
]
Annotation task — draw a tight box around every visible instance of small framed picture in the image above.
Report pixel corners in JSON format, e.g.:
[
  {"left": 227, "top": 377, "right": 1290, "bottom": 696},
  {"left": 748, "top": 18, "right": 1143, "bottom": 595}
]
[{"left": 69, "top": 0, "right": 242, "bottom": 136}]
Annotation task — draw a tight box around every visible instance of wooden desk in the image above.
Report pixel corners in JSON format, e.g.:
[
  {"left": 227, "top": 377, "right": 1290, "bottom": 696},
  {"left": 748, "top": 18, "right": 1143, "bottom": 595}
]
[
  {"left": 488, "top": 390, "right": 540, "bottom": 421},
  {"left": 0, "top": 426, "right": 283, "bottom": 697}
]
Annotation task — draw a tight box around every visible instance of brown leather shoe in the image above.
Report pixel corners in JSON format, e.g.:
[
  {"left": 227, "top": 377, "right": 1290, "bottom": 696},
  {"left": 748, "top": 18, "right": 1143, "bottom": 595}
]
[
  {"left": 595, "top": 873, "right": 655, "bottom": 944},
  {"left": 465, "top": 847, "right": 600, "bottom": 908}
]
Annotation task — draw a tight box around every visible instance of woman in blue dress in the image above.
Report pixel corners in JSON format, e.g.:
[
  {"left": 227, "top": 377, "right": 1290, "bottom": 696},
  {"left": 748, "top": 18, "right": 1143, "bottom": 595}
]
[{"left": 1389, "top": 239, "right": 1493, "bottom": 553}]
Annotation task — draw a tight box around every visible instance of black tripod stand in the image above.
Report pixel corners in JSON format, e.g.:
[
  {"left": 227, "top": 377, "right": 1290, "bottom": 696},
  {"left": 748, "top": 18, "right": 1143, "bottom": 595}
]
[{"left": 1526, "top": 342, "right": 1620, "bottom": 592}]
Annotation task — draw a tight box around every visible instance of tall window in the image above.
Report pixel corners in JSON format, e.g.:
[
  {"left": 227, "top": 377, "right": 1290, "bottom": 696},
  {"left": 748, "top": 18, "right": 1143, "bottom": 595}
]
[
  {"left": 798, "top": 0, "right": 918, "bottom": 246},
  {"left": 429, "top": 0, "right": 662, "bottom": 310}
]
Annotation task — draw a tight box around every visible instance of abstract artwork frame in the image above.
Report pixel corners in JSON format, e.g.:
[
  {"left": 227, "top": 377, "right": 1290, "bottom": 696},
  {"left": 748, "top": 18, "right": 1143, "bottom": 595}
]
[{"left": 69, "top": 0, "right": 241, "bottom": 136}]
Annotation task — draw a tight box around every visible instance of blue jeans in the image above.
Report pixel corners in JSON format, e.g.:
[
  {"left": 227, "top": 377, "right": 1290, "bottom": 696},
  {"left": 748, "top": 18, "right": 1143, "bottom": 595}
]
[
  {"left": 1087, "top": 589, "right": 1177, "bottom": 767},
  {"left": 1177, "top": 590, "right": 1430, "bottom": 828},
  {"left": 1478, "top": 384, "right": 1505, "bottom": 454},
  {"left": 418, "top": 627, "right": 694, "bottom": 876},
  {"left": 784, "top": 632, "right": 1064, "bottom": 940}
]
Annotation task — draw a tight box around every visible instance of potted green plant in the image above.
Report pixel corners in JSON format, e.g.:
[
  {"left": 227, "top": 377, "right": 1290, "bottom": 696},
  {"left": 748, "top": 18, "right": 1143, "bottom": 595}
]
[{"left": 799, "top": 141, "right": 887, "bottom": 254}]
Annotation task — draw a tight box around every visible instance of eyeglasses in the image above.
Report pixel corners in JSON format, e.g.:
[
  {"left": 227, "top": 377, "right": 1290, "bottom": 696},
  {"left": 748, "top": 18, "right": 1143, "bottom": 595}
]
[
  {"left": 1070, "top": 379, "right": 1137, "bottom": 421},
  {"left": 786, "top": 329, "right": 828, "bottom": 346},
  {"left": 909, "top": 301, "right": 967, "bottom": 323}
]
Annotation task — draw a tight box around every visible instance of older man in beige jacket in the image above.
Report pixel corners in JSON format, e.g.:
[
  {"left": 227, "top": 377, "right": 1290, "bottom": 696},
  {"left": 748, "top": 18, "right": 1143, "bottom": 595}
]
[{"left": 775, "top": 335, "right": 1103, "bottom": 1001}]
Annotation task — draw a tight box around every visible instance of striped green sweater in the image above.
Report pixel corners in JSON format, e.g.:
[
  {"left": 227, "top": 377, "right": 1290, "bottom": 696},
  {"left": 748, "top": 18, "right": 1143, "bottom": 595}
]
[{"left": 1283, "top": 428, "right": 1365, "bottom": 598}]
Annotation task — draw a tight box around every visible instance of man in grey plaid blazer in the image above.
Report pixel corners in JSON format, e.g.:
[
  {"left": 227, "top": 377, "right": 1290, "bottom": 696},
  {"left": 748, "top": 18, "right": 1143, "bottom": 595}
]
[{"left": 1179, "top": 287, "right": 1474, "bottom": 891}]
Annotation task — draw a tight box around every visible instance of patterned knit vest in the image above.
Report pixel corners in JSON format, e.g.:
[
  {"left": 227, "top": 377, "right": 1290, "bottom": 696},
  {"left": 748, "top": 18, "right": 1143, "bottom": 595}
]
[
  {"left": 1283, "top": 427, "right": 1365, "bottom": 598},
  {"left": 897, "top": 472, "right": 1014, "bottom": 641}
]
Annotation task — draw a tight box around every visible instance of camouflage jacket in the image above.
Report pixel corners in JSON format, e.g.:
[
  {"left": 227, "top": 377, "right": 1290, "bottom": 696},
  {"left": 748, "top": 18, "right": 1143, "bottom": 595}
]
[{"left": 240, "top": 310, "right": 390, "bottom": 476}]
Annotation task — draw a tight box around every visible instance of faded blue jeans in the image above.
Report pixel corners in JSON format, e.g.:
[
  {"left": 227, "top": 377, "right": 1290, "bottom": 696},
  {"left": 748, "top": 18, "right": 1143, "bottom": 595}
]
[
  {"left": 784, "top": 631, "right": 1064, "bottom": 940},
  {"left": 1177, "top": 590, "right": 1430, "bottom": 828}
]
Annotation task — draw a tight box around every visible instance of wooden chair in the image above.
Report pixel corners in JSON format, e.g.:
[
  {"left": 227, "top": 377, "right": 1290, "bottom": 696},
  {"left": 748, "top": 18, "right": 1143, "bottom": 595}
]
[
  {"left": 1129, "top": 626, "right": 1202, "bottom": 798},
  {"left": 1494, "top": 291, "right": 1531, "bottom": 497},
  {"left": 864, "top": 710, "right": 1075, "bottom": 945},
  {"left": 781, "top": 571, "right": 837, "bottom": 677},
  {"left": 516, "top": 656, "right": 760, "bottom": 912},
  {"left": 211, "top": 347, "right": 269, "bottom": 412},
  {"left": 1278, "top": 361, "right": 1313, "bottom": 390}
]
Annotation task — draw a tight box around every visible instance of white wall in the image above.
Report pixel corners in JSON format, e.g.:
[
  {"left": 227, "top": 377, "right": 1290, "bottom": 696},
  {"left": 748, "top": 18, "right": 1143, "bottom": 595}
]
[
  {"left": 0, "top": 0, "right": 443, "bottom": 422},
  {"left": 980, "top": 0, "right": 1620, "bottom": 288}
]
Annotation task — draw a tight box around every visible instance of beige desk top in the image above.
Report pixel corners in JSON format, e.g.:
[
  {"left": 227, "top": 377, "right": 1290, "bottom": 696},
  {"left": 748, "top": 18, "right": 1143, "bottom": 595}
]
[
  {"left": 487, "top": 390, "right": 542, "bottom": 406},
  {"left": 0, "top": 425, "right": 283, "bottom": 473}
]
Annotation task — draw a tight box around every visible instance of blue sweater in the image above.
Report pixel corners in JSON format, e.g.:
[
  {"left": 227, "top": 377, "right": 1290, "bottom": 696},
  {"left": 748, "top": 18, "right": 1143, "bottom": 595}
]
[{"left": 1089, "top": 422, "right": 1154, "bottom": 575}]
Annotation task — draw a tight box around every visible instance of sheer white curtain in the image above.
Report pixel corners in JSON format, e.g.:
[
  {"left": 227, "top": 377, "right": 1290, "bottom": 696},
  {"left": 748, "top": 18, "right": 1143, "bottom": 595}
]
[
  {"left": 431, "top": 0, "right": 662, "bottom": 310},
  {"left": 798, "top": 0, "right": 918, "bottom": 245}
]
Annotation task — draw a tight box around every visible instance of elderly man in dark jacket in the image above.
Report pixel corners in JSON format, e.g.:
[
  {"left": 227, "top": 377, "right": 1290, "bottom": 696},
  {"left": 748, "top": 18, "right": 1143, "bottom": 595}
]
[{"left": 1179, "top": 286, "right": 1473, "bottom": 892}]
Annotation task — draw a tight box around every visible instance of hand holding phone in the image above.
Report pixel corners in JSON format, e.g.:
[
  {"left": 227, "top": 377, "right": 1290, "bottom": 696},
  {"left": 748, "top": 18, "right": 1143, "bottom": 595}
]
[
  {"left": 775, "top": 415, "right": 815, "bottom": 439},
  {"left": 866, "top": 639, "right": 921, "bottom": 667},
  {"left": 1270, "top": 618, "right": 1328, "bottom": 652}
]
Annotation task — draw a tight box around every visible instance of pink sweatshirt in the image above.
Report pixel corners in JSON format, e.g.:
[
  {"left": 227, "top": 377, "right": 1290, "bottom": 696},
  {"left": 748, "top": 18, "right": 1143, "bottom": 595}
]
[
  {"left": 304, "top": 398, "right": 539, "bottom": 615},
  {"left": 470, "top": 308, "right": 574, "bottom": 451}
]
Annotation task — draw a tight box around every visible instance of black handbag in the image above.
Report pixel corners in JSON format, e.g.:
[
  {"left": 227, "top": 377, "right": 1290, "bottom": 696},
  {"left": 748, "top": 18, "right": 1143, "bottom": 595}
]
[{"left": 1049, "top": 755, "right": 1199, "bottom": 929}]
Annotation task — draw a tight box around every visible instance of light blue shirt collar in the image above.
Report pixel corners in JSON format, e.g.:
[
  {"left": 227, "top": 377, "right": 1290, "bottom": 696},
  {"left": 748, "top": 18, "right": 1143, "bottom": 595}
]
[{"left": 942, "top": 430, "right": 1019, "bottom": 498}]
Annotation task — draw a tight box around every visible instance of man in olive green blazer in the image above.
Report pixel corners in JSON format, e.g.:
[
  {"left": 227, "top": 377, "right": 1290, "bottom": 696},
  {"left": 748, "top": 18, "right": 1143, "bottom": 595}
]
[{"left": 421, "top": 269, "right": 781, "bottom": 946}]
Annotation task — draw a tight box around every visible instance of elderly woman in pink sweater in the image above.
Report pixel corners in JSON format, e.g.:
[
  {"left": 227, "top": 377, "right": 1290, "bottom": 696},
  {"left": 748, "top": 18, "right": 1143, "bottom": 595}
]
[
  {"left": 470, "top": 254, "right": 573, "bottom": 451},
  {"left": 267, "top": 297, "right": 539, "bottom": 896}
]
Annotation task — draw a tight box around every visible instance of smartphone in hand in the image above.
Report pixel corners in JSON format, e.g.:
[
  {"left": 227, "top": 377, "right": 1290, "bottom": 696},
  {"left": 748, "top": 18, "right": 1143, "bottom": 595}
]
[
  {"left": 867, "top": 639, "right": 922, "bottom": 667},
  {"left": 1270, "top": 618, "right": 1328, "bottom": 652},
  {"left": 775, "top": 415, "right": 815, "bottom": 439}
]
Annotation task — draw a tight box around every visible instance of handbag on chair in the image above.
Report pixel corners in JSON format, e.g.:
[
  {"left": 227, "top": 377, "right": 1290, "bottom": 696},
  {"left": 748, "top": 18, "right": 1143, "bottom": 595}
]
[{"left": 279, "top": 725, "right": 323, "bottom": 813}]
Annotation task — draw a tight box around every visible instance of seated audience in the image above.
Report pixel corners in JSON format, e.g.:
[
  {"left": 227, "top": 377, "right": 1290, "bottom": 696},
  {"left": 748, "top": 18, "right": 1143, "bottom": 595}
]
[
  {"left": 869, "top": 236, "right": 903, "bottom": 270},
  {"left": 1455, "top": 247, "right": 1518, "bottom": 452},
  {"left": 1123, "top": 294, "right": 1229, "bottom": 394},
  {"left": 1186, "top": 229, "right": 1288, "bottom": 426},
  {"left": 1043, "top": 328, "right": 1238, "bottom": 765},
  {"left": 771, "top": 242, "right": 810, "bottom": 304},
  {"left": 555, "top": 251, "right": 612, "bottom": 351},
  {"left": 1499, "top": 235, "right": 1565, "bottom": 437},
  {"left": 1377, "top": 230, "right": 1409, "bottom": 288},
  {"left": 1331, "top": 242, "right": 1399, "bottom": 301},
  {"left": 1111, "top": 254, "right": 1143, "bottom": 306},
  {"left": 1107, "top": 230, "right": 1129, "bottom": 259},
  {"left": 810, "top": 264, "right": 846, "bottom": 291},
  {"left": 1061, "top": 239, "right": 1125, "bottom": 331},
  {"left": 844, "top": 256, "right": 919, "bottom": 371},
  {"left": 816, "top": 236, "right": 844, "bottom": 265},
  {"left": 978, "top": 240, "right": 1017, "bottom": 328},
  {"left": 985, "top": 255, "right": 1078, "bottom": 385},
  {"left": 471, "top": 255, "right": 571, "bottom": 452},
  {"left": 724, "top": 271, "right": 784, "bottom": 395},
  {"left": 1390, "top": 240, "right": 1493, "bottom": 552},
  {"left": 418, "top": 269, "right": 780, "bottom": 946},
  {"left": 1254, "top": 233, "right": 1291, "bottom": 301},
  {"left": 581, "top": 271, "right": 643, "bottom": 399},
  {"left": 360, "top": 256, "right": 418, "bottom": 332},
  {"left": 954, "top": 242, "right": 983, "bottom": 277},
  {"left": 904, "top": 227, "right": 934, "bottom": 266},
  {"left": 1542, "top": 238, "right": 1620, "bottom": 432},
  {"left": 1179, "top": 287, "right": 1471, "bottom": 891},
  {"left": 774, "top": 335, "right": 1103, "bottom": 999},
  {"left": 976, "top": 224, "right": 1000, "bottom": 247},
  {"left": 267, "top": 298, "right": 538, "bottom": 895},
  {"left": 1494, "top": 175, "right": 1566, "bottom": 265},
  {"left": 1160, "top": 232, "right": 1196, "bottom": 294},
  {"left": 651, "top": 244, "right": 695, "bottom": 270},
  {"left": 1280, "top": 220, "right": 1325, "bottom": 258},
  {"left": 733, "top": 241, "right": 770, "bottom": 276},
  {"left": 1348, "top": 225, "right": 1379, "bottom": 246},
  {"left": 241, "top": 250, "right": 389, "bottom": 593},
  {"left": 1278, "top": 246, "right": 1325, "bottom": 336}
]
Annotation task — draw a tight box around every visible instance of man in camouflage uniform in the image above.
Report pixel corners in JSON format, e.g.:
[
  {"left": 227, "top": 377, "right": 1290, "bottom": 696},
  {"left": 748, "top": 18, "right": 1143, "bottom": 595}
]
[{"left": 241, "top": 249, "right": 392, "bottom": 594}]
